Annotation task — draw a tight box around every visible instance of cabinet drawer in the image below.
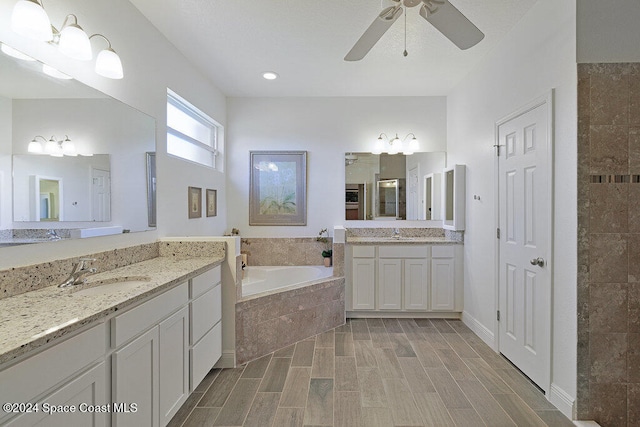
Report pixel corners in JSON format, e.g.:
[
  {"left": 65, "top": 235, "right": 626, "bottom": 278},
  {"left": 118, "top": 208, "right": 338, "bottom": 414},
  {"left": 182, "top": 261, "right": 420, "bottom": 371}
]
[
  {"left": 378, "top": 245, "right": 429, "bottom": 258},
  {"left": 191, "top": 284, "right": 221, "bottom": 344},
  {"left": 112, "top": 282, "right": 189, "bottom": 347},
  {"left": 190, "top": 322, "right": 222, "bottom": 391},
  {"left": 0, "top": 323, "right": 106, "bottom": 408},
  {"left": 431, "top": 245, "right": 455, "bottom": 258},
  {"left": 352, "top": 246, "right": 375, "bottom": 258},
  {"left": 191, "top": 265, "right": 221, "bottom": 298}
]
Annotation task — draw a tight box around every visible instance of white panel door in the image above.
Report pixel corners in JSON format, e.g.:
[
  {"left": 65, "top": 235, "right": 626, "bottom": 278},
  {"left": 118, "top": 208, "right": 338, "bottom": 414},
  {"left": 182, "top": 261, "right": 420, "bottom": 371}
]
[
  {"left": 91, "top": 169, "right": 110, "bottom": 221},
  {"left": 352, "top": 258, "right": 376, "bottom": 310},
  {"left": 407, "top": 165, "right": 420, "bottom": 220},
  {"left": 497, "top": 96, "right": 551, "bottom": 393},
  {"left": 378, "top": 258, "right": 402, "bottom": 310}
]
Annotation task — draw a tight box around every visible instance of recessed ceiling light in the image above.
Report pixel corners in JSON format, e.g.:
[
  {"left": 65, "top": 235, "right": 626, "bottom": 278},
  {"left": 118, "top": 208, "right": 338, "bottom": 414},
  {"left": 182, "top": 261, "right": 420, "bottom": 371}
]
[{"left": 262, "top": 72, "right": 278, "bottom": 80}]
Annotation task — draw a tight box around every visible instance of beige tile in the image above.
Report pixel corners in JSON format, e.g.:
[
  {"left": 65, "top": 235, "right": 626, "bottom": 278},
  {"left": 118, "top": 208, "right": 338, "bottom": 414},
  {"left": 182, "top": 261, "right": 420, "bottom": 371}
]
[
  {"left": 243, "top": 392, "right": 281, "bottom": 427},
  {"left": 425, "top": 367, "right": 472, "bottom": 409},
  {"left": 389, "top": 333, "right": 417, "bottom": 357},
  {"left": 316, "top": 330, "right": 335, "bottom": 348},
  {"left": 311, "top": 347, "right": 335, "bottom": 378},
  {"left": 198, "top": 368, "right": 244, "bottom": 407},
  {"left": 435, "top": 348, "right": 475, "bottom": 380},
  {"left": 366, "top": 318, "right": 384, "bottom": 328},
  {"left": 351, "top": 319, "right": 371, "bottom": 340},
  {"left": 457, "top": 380, "right": 517, "bottom": 426},
  {"left": 291, "top": 340, "right": 316, "bottom": 367},
  {"left": 449, "top": 408, "right": 485, "bottom": 426},
  {"left": 281, "top": 367, "right": 312, "bottom": 408},
  {"left": 430, "top": 319, "right": 457, "bottom": 333},
  {"left": 373, "top": 348, "right": 404, "bottom": 378},
  {"left": 464, "top": 358, "right": 512, "bottom": 394},
  {"left": 260, "top": 357, "right": 292, "bottom": 392},
  {"left": 411, "top": 340, "right": 445, "bottom": 368},
  {"left": 242, "top": 354, "right": 273, "bottom": 378},
  {"left": 382, "top": 378, "right": 424, "bottom": 426},
  {"left": 382, "top": 318, "right": 404, "bottom": 333},
  {"left": 492, "top": 393, "right": 548, "bottom": 427},
  {"left": 303, "top": 378, "right": 334, "bottom": 426},
  {"left": 354, "top": 340, "right": 378, "bottom": 368},
  {"left": 494, "top": 368, "right": 556, "bottom": 411},
  {"left": 589, "top": 183, "right": 629, "bottom": 233},
  {"left": 334, "top": 332, "right": 355, "bottom": 356},
  {"left": 193, "top": 369, "right": 220, "bottom": 393},
  {"left": 273, "top": 407, "right": 305, "bottom": 427},
  {"left": 589, "top": 283, "right": 628, "bottom": 333},
  {"left": 398, "top": 357, "right": 436, "bottom": 394},
  {"left": 335, "top": 357, "right": 359, "bottom": 391},
  {"left": 412, "top": 392, "right": 456, "bottom": 426},
  {"left": 183, "top": 408, "right": 221, "bottom": 427},
  {"left": 212, "top": 378, "right": 260, "bottom": 426},
  {"left": 360, "top": 407, "right": 394, "bottom": 427},
  {"left": 423, "top": 330, "right": 453, "bottom": 349},
  {"left": 368, "top": 327, "right": 392, "bottom": 348},
  {"left": 167, "top": 392, "right": 203, "bottom": 427},
  {"left": 535, "top": 410, "right": 575, "bottom": 427},
  {"left": 274, "top": 344, "right": 296, "bottom": 358},
  {"left": 334, "top": 391, "right": 363, "bottom": 427},
  {"left": 441, "top": 332, "right": 480, "bottom": 358},
  {"left": 589, "top": 332, "right": 627, "bottom": 383},
  {"left": 589, "top": 233, "right": 628, "bottom": 283},
  {"left": 590, "top": 73, "right": 629, "bottom": 125},
  {"left": 590, "top": 125, "right": 629, "bottom": 174},
  {"left": 357, "top": 367, "right": 388, "bottom": 408}
]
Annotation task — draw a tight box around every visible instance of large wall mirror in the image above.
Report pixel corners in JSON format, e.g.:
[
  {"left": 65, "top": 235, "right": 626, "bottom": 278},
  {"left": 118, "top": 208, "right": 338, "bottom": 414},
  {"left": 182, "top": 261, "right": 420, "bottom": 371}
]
[
  {"left": 0, "top": 41, "right": 156, "bottom": 246},
  {"left": 345, "top": 152, "right": 446, "bottom": 221}
]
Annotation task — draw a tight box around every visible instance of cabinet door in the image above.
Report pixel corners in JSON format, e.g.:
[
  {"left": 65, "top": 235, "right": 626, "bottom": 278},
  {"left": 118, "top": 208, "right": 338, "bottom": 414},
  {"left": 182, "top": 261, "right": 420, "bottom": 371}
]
[
  {"left": 352, "top": 258, "right": 375, "bottom": 310},
  {"left": 403, "top": 258, "right": 429, "bottom": 311},
  {"left": 378, "top": 258, "right": 402, "bottom": 310},
  {"left": 5, "top": 362, "right": 107, "bottom": 427},
  {"left": 159, "top": 307, "right": 189, "bottom": 426},
  {"left": 431, "top": 257, "right": 455, "bottom": 311},
  {"left": 113, "top": 328, "right": 159, "bottom": 427}
]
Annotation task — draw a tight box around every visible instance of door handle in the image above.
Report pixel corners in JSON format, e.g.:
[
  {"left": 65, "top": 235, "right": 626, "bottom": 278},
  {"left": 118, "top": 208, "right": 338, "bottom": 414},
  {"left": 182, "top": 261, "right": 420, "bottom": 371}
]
[{"left": 530, "top": 257, "right": 545, "bottom": 267}]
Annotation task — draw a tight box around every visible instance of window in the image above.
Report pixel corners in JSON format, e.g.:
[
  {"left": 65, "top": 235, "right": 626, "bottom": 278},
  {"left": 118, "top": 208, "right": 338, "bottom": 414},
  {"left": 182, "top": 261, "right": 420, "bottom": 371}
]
[{"left": 166, "top": 89, "right": 222, "bottom": 169}]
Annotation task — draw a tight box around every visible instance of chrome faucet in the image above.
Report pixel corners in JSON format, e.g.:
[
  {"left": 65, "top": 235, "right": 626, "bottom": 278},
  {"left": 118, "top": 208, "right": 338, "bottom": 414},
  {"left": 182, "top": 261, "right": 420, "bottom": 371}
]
[
  {"left": 393, "top": 228, "right": 401, "bottom": 239},
  {"left": 59, "top": 258, "right": 98, "bottom": 288}
]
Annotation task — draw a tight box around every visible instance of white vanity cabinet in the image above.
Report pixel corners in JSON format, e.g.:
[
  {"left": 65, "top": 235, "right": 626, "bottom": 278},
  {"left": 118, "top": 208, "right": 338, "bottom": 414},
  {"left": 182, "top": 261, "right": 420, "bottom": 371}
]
[{"left": 348, "top": 244, "right": 462, "bottom": 315}]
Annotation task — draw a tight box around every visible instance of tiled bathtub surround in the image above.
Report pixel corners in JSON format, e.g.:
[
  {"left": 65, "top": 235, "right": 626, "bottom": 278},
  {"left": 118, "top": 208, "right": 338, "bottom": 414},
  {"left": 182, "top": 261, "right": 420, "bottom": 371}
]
[
  {"left": 159, "top": 240, "right": 226, "bottom": 259},
  {"left": 578, "top": 63, "right": 640, "bottom": 426},
  {"left": 240, "top": 237, "right": 333, "bottom": 266},
  {"left": 235, "top": 277, "right": 345, "bottom": 364},
  {"left": 346, "top": 226, "right": 446, "bottom": 238}
]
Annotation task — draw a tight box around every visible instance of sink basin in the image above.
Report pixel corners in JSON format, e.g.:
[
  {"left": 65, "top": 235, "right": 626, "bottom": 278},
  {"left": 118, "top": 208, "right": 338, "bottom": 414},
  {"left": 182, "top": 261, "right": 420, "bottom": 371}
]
[{"left": 72, "top": 276, "right": 152, "bottom": 297}]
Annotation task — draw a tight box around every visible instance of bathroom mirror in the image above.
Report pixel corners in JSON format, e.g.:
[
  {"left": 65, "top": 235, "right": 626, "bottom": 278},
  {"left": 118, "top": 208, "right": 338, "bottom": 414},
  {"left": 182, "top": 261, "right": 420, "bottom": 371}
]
[
  {"left": 0, "top": 41, "right": 156, "bottom": 244},
  {"left": 344, "top": 152, "right": 446, "bottom": 221}
]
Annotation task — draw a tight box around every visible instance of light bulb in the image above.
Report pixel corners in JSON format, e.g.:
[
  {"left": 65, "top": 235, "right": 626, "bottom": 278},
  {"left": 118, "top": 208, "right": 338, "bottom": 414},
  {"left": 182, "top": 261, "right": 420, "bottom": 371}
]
[
  {"left": 58, "top": 23, "right": 92, "bottom": 61},
  {"left": 10, "top": 0, "right": 52, "bottom": 41},
  {"left": 95, "top": 48, "right": 123, "bottom": 79}
]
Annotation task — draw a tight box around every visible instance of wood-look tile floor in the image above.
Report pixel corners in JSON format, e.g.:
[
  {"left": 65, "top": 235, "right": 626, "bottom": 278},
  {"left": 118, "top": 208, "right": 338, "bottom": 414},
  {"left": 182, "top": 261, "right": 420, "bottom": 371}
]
[{"left": 169, "top": 318, "right": 574, "bottom": 427}]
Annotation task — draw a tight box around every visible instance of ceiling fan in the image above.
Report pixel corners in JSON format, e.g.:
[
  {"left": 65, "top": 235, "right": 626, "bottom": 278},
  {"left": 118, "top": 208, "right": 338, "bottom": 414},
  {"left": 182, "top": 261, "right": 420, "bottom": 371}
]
[{"left": 344, "top": 0, "right": 484, "bottom": 61}]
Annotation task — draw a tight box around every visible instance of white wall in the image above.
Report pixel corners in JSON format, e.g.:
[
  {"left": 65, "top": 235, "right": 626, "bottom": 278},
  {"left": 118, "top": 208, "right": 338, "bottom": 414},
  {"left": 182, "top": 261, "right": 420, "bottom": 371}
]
[
  {"left": 0, "top": 96, "right": 10, "bottom": 230},
  {"left": 226, "top": 96, "right": 447, "bottom": 237},
  {"left": 447, "top": 0, "right": 577, "bottom": 415},
  {"left": 577, "top": 0, "right": 640, "bottom": 63},
  {"left": 0, "top": 0, "right": 227, "bottom": 268}
]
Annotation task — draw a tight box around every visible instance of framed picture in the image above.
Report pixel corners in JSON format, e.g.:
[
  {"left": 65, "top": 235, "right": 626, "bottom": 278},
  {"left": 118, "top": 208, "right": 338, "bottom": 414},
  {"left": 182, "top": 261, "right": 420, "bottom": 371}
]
[
  {"left": 206, "top": 189, "right": 217, "bottom": 217},
  {"left": 188, "top": 186, "right": 202, "bottom": 218},
  {"left": 249, "top": 151, "right": 307, "bottom": 225}
]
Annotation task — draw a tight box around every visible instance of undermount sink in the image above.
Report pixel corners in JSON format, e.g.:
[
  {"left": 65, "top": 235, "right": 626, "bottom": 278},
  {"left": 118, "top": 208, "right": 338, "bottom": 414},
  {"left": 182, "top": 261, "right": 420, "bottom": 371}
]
[{"left": 72, "top": 276, "right": 152, "bottom": 297}]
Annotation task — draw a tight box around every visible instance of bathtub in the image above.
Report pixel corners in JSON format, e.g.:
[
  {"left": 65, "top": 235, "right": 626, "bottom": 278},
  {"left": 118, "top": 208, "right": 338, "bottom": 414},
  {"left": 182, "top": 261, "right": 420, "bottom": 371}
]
[{"left": 242, "top": 265, "right": 333, "bottom": 297}]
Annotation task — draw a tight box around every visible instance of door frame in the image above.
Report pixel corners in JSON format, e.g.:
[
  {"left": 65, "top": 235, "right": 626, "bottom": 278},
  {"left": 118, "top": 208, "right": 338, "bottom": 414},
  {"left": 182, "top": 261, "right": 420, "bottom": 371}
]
[{"left": 493, "top": 90, "right": 554, "bottom": 393}]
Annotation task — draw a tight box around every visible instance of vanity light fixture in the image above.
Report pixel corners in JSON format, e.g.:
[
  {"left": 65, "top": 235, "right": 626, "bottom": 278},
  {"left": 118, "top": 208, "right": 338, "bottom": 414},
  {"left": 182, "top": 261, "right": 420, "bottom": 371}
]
[
  {"left": 28, "top": 135, "right": 77, "bottom": 156},
  {"left": 372, "top": 133, "right": 419, "bottom": 155},
  {"left": 10, "top": 0, "right": 52, "bottom": 41},
  {"left": 9, "top": 0, "right": 124, "bottom": 79}
]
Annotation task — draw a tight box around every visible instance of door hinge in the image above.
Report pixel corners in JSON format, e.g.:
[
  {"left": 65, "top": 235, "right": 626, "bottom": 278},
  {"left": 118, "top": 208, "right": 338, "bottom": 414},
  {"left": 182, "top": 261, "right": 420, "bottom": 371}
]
[
  {"left": 497, "top": 228, "right": 501, "bottom": 239},
  {"left": 497, "top": 310, "right": 500, "bottom": 322}
]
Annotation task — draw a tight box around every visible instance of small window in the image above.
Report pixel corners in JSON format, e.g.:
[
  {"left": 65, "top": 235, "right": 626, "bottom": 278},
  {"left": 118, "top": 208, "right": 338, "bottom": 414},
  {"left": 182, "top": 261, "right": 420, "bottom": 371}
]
[{"left": 166, "top": 89, "right": 221, "bottom": 169}]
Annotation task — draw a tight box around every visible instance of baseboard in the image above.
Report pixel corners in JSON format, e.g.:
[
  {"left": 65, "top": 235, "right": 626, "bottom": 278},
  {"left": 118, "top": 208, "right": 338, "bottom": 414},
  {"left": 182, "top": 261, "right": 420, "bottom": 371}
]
[
  {"left": 461, "top": 310, "right": 495, "bottom": 348},
  {"left": 549, "top": 383, "right": 575, "bottom": 420},
  {"left": 214, "top": 351, "right": 236, "bottom": 369},
  {"left": 347, "top": 311, "right": 462, "bottom": 319}
]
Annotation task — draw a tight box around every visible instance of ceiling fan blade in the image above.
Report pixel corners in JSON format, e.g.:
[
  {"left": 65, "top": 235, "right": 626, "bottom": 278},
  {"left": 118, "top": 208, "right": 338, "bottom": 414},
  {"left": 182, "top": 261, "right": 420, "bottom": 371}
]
[
  {"left": 344, "top": 6, "right": 403, "bottom": 61},
  {"left": 419, "top": 1, "right": 484, "bottom": 50}
]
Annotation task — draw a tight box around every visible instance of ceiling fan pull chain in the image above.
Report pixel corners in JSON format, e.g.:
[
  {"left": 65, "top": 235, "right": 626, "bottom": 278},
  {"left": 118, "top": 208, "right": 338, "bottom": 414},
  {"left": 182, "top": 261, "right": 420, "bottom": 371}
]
[{"left": 403, "top": 7, "right": 408, "bottom": 57}]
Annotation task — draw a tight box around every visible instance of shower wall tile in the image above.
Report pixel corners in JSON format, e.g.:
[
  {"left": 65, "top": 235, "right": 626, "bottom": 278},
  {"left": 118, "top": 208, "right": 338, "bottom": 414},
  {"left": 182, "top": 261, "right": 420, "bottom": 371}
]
[
  {"left": 589, "top": 125, "right": 629, "bottom": 174},
  {"left": 589, "top": 233, "right": 628, "bottom": 283},
  {"left": 629, "top": 187, "right": 640, "bottom": 233},
  {"left": 241, "top": 237, "right": 331, "bottom": 267},
  {"left": 628, "top": 334, "right": 640, "bottom": 383},
  {"left": 589, "top": 283, "right": 628, "bottom": 333},
  {"left": 629, "top": 384, "right": 640, "bottom": 426},
  {"left": 589, "top": 183, "right": 629, "bottom": 233},
  {"left": 629, "top": 128, "right": 640, "bottom": 172},
  {"left": 629, "top": 284, "right": 640, "bottom": 333},
  {"left": 629, "top": 234, "right": 640, "bottom": 283},
  {"left": 590, "top": 74, "right": 629, "bottom": 125},
  {"left": 589, "top": 333, "right": 627, "bottom": 384},
  {"left": 590, "top": 383, "right": 628, "bottom": 426}
]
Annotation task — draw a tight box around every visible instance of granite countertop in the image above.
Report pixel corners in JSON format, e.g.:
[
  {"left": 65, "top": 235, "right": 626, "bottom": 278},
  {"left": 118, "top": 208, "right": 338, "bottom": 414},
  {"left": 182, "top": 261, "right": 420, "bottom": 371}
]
[
  {"left": 347, "top": 236, "right": 461, "bottom": 245},
  {"left": 0, "top": 255, "right": 223, "bottom": 365}
]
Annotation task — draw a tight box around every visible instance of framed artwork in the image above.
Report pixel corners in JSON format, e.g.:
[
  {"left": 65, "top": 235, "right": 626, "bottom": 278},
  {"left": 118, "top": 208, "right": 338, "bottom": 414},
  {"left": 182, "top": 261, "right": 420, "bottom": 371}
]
[
  {"left": 249, "top": 151, "right": 307, "bottom": 225},
  {"left": 188, "top": 186, "right": 202, "bottom": 218},
  {"left": 206, "top": 189, "right": 217, "bottom": 217}
]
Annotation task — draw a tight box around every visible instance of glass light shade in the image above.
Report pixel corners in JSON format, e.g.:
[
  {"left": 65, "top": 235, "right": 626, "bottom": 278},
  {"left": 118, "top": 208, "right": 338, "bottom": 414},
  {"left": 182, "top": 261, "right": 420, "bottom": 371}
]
[
  {"left": 1, "top": 43, "right": 36, "bottom": 61},
  {"left": 27, "top": 139, "right": 43, "bottom": 153},
  {"left": 58, "top": 24, "right": 92, "bottom": 61},
  {"left": 45, "top": 139, "right": 62, "bottom": 156},
  {"left": 62, "top": 139, "right": 77, "bottom": 156},
  {"left": 388, "top": 136, "right": 400, "bottom": 155},
  {"left": 95, "top": 48, "right": 123, "bottom": 79},
  {"left": 42, "top": 64, "right": 72, "bottom": 80},
  {"left": 10, "top": 0, "right": 52, "bottom": 41},
  {"left": 404, "top": 137, "right": 418, "bottom": 155},
  {"left": 372, "top": 137, "right": 384, "bottom": 155}
]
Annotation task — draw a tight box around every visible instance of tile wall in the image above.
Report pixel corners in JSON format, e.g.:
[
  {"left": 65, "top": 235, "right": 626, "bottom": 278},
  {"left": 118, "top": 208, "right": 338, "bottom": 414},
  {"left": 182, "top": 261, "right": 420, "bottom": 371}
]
[{"left": 578, "top": 63, "right": 640, "bottom": 426}]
